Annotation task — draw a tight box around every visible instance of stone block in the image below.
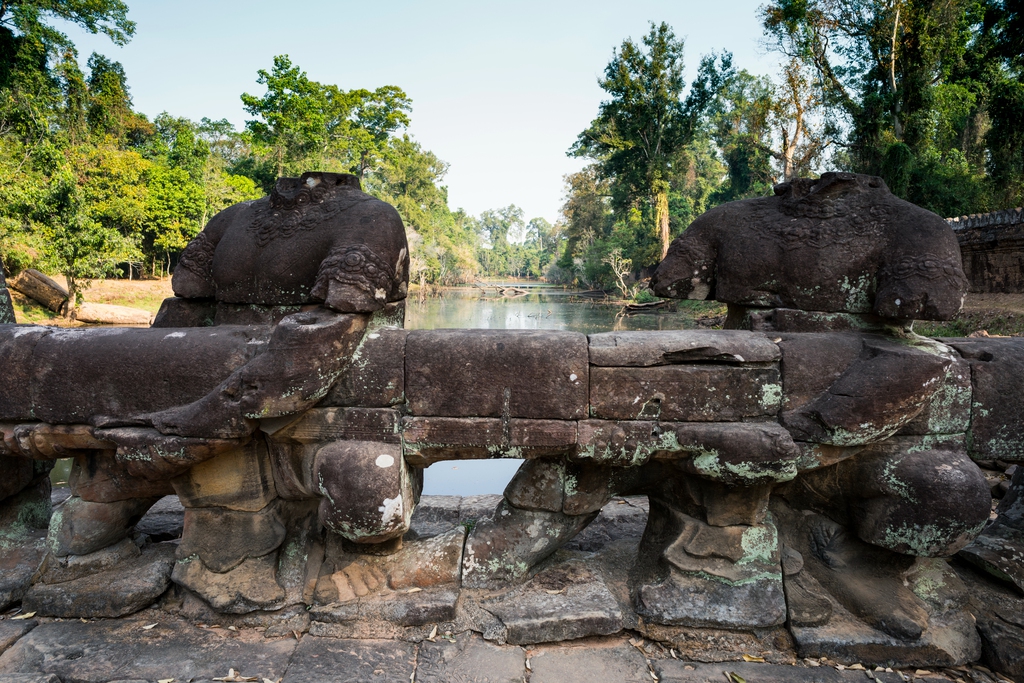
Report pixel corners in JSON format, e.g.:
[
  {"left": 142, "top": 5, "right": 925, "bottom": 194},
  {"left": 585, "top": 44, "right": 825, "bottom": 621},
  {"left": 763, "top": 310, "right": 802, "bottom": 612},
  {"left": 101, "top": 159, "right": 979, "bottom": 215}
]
[
  {"left": 173, "top": 551, "right": 287, "bottom": 614},
  {"left": 406, "top": 329, "right": 588, "bottom": 419},
  {"left": 269, "top": 407, "right": 400, "bottom": 444},
  {"left": 946, "top": 337, "right": 1024, "bottom": 461},
  {"left": 407, "top": 494, "right": 461, "bottom": 539},
  {"left": 666, "top": 422, "right": 800, "bottom": 485},
  {"left": 589, "top": 365, "right": 781, "bottom": 421},
  {"left": 177, "top": 503, "right": 286, "bottom": 572},
  {"left": 480, "top": 562, "right": 623, "bottom": 644},
  {"left": 22, "top": 543, "right": 175, "bottom": 618},
  {"left": 320, "top": 328, "right": 407, "bottom": 407},
  {"left": 41, "top": 537, "right": 139, "bottom": 584},
  {"left": 68, "top": 451, "right": 175, "bottom": 503},
  {"left": 150, "top": 296, "right": 216, "bottom": 327},
  {"left": 0, "top": 325, "right": 269, "bottom": 424},
  {"left": 172, "top": 439, "right": 276, "bottom": 511},
  {"left": 8, "top": 269, "right": 67, "bottom": 313},
  {"left": 0, "top": 620, "right": 37, "bottom": 657},
  {"left": 574, "top": 420, "right": 665, "bottom": 466},
  {"left": 0, "top": 531, "right": 44, "bottom": 612},
  {"left": 0, "top": 327, "right": 50, "bottom": 422},
  {"left": 588, "top": 329, "right": 780, "bottom": 366},
  {"left": 282, "top": 637, "right": 415, "bottom": 683},
  {"left": 47, "top": 496, "right": 158, "bottom": 557},
  {"left": 653, "top": 661, "right": 904, "bottom": 682},
  {"left": 416, "top": 634, "right": 525, "bottom": 683},
  {"left": 401, "top": 417, "right": 577, "bottom": 465},
  {"left": 528, "top": 640, "right": 651, "bottom": 683},
  {"left": 0, "top": 618, "right": 296, "bottom": 682}
]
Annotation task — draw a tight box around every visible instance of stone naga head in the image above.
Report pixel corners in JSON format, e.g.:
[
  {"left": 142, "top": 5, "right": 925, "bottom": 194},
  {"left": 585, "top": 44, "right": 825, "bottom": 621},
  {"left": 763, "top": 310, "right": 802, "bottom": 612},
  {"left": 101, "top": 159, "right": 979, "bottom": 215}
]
[
  {"left": 650, "top": 172, "right": 967, "bottom": 321},
  {"left": 173, "top": 171, "right": 410, "bottom": 313}
]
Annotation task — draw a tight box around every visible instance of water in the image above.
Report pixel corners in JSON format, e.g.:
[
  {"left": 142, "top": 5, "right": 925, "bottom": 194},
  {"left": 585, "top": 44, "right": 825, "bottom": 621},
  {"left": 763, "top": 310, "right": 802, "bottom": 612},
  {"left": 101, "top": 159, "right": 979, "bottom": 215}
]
[
  {"left": 404, "top": 284, "right": 710, "bottom": 333},
  {"left": 406, "top": 285, "right": 716, "bottom": 496}
]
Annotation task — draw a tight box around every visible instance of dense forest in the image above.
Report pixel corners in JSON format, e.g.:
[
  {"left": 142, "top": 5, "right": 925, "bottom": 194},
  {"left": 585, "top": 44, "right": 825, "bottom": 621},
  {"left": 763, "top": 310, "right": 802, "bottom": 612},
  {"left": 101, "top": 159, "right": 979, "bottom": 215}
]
[{"left": 1, "top": 0, "right": 1023, "bottom": 307}]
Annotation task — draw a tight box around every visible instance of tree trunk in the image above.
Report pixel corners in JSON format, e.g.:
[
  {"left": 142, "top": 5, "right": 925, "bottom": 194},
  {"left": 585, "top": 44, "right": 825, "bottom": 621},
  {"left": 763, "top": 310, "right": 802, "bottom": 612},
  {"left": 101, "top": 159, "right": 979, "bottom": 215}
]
[
  {"left": 9, "top": 269, "right": 69, "bottom": 313},
  {"left": 656, "top": 189, "right": 670, "bottom": 260},
  {"left": 64, "top": 276, "right": 78, "bottom": 319}
]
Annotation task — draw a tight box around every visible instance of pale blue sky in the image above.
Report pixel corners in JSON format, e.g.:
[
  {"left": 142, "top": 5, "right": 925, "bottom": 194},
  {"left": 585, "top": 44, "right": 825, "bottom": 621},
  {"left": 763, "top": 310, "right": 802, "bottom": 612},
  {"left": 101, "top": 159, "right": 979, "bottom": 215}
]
[{"left": 58, "top": 0, "right": 779, "bottom": 223}]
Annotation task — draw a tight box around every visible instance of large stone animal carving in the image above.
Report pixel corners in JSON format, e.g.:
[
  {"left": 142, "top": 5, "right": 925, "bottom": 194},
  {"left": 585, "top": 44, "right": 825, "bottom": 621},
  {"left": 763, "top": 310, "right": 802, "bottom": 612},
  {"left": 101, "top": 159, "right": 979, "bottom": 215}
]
[{"left": 0, "top": 171, "right": 1021, "bottom": 673}]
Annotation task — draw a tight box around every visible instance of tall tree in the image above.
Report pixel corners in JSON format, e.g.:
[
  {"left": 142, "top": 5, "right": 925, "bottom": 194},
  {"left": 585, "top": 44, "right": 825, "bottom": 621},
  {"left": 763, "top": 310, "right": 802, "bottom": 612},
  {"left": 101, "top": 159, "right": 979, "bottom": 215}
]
[{"left": 571, "top": 23, "right": 728, "bottom": 259}]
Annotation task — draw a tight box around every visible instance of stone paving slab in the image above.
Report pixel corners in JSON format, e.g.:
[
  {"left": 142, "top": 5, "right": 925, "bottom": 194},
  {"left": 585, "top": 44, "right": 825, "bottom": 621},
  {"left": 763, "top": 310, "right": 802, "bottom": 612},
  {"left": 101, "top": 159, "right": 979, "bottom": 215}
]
[
  {"left": 528, "top": 637, "right": 651, "bottom": 683},
  {"left": 654, "top": 660, "right": 908, "bottom": 682},
  {"left": 282, "top": 636, "right": 415, "bottom": 683},
  {"left": 417, "top": 634, "right": 525, "bottom": 682},
  {"left": 0, "top": 621, "right": 36, "bottom": 657},
  {"left": 0, "top": 674, "right": 61, "bottom": 683},
  {"left": 0, "top": 616, "right": 296, "bottom": 683}
]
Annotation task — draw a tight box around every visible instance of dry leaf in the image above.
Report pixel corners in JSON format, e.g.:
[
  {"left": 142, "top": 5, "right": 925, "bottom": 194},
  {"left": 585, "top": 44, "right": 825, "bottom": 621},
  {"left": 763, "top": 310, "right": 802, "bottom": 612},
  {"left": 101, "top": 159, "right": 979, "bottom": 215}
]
[
  {"left": 12, "top": 612, "right": 35, "bottom": 620},
  {"left": 158, "top": 679, "right": 174, "bottom": 683},
  {"left": 406, "top": 587, "right": 423, "bottom": 593},
  {"left": 915, "top": 671, "right": 932, "bottom": 676},
  {"left": 262, "top": 679, "right": 282, "bottom": 683},
  {"left": 525, "top": 659, "right": 531, "bottom": 671},
  {"left": 142, "top": 623, "right": 158, "bottom": 630},
  {"left": 544, "top": 589, "right": 565, "bottom": 595},
  {"left": 741, "top": 654, "right": 765, "bottom": 662},
  {"left": 227, "top": 625, "right": 238, "bottom": 631},
  {"left": 726, "top": 673, "right": 747, "bottom": 683},
  {"left": 849, "top": 664, "right": 866, "bottom": 670},
  {"left": 427, "top": 624, "right": 438, "bottom": 641}
]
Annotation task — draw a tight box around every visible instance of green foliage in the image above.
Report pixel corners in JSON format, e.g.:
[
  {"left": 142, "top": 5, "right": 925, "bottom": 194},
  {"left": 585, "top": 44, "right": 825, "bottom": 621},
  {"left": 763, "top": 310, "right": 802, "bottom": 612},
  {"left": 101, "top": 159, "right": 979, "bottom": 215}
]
[
  {"left": 240, "top": 55, "right": 411, "bottom": 189},
  {"left": 760, "top": 0, "right": 1024, "bottom": 214},
  {"left": 34, "top": 167, "right": 139, "bottom": 311}
]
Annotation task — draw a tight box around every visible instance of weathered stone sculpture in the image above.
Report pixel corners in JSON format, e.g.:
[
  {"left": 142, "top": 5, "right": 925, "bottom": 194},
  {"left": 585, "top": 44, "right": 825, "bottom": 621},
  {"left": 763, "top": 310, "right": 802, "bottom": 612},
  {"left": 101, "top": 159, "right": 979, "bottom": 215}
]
[
  {"left": 0, "top": 171, "right": 1022, "bottom": 676},
  {"left": 651, "top": 172, "right": 968, "bottom": 327}
]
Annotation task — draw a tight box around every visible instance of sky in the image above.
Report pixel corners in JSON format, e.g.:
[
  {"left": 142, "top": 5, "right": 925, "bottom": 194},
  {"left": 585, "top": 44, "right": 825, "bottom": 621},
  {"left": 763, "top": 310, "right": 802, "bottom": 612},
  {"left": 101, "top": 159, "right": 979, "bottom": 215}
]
[{"left": 57, "top": 0, "right": 780, "bottom": 223}]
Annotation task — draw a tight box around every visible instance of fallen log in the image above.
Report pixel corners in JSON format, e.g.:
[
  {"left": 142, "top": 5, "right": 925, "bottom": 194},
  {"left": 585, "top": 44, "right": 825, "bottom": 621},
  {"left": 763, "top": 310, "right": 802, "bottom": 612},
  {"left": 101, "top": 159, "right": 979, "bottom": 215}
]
[
  {"left": 73, "top": 302, "right": 153, "bottom": 326},
  {"left": 8, "top": 269, "right": 68, "bottom": 313}
]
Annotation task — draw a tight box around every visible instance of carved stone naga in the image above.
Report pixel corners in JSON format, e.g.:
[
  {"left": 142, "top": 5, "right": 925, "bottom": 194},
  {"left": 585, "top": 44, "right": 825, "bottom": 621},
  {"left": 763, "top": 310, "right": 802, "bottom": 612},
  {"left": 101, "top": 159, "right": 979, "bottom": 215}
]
[{"left": 0, "top": 171, "right": 1021, "bottom": 670}]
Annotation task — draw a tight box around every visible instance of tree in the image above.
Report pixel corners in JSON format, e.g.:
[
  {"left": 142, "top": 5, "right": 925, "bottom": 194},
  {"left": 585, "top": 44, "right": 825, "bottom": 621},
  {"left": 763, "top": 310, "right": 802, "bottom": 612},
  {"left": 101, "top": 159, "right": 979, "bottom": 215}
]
[
  {"left": 759, "top": 0, "right": 997, "bottom": 214},
  {"left": 34, "top": 168, "right": 138, "bottom": 314},
  {"left": 240, "top": 55, "right": 411, "bottom": 188},
  {"left": 572, "top": 23, "right": 727, "bottom": 259}
]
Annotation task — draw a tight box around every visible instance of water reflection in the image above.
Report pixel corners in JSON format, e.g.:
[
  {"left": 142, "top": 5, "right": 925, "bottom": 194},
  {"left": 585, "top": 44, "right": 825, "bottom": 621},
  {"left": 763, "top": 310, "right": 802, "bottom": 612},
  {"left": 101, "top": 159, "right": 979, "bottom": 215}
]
[
  {"left": 405, "top": 285, "right": 705, "bottom": 333},
  {"left": 411, "top": 286, "right": 708, "bottom": 496}
]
